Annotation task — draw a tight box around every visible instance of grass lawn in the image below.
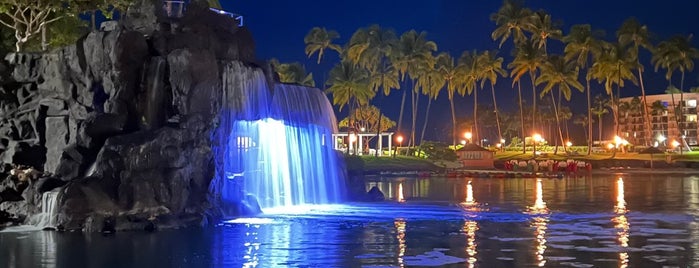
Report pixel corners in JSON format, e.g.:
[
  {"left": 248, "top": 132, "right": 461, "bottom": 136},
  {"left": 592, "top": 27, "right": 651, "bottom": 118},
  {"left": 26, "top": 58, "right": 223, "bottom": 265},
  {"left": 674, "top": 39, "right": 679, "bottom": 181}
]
[
  {"left": 347, "top": 155, "right": 442, "bottom": 173},
  {"left": 494, "top": 151, "right": 669, "bottom": 162}
]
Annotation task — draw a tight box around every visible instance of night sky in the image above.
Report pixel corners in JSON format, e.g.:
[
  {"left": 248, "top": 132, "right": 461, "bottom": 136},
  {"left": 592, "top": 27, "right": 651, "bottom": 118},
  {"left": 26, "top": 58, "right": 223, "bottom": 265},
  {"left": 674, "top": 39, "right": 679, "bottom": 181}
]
[{"left": 223, "top": 0, "right": 699, "bottom": 143}]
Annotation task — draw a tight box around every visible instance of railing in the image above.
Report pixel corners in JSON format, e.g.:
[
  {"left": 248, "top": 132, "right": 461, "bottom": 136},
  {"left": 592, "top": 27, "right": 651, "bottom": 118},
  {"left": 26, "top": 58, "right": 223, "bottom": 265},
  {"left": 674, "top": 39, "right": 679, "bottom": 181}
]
[
  {"left": 210, "top": 8, "right": 244, "bottom": 27},
  {"left": 163, "top": 0, "right": 186, "bottom": 18}
]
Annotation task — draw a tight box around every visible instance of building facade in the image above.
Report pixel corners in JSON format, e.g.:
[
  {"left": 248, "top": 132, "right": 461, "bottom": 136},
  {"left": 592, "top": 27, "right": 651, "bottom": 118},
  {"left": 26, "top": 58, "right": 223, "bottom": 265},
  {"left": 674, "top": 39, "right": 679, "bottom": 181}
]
[{"left": 619, "top": 93, "right": 699, "bottom": 146}]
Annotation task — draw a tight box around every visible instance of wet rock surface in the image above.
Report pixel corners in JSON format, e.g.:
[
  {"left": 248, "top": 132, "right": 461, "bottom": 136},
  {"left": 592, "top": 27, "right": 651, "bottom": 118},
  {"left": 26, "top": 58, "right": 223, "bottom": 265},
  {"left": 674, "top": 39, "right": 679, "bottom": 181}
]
[{"left": 0, "top": 0, "right": 259, "bottom": 231}]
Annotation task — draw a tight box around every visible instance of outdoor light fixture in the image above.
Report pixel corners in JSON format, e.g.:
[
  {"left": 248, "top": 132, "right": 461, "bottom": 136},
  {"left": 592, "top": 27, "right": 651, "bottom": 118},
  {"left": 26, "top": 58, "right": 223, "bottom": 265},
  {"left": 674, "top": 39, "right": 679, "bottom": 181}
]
[
  {"left": 500, "top": 139, "right": 506, "bottom": 144},
  {"left": 533, "top": 134, "right": 542, "bottom": 142},
  {"left": 360, "top": 127, "right": 366, "bottom": 132},
  {"left": 566, "top": 141, "right": 572, "bottom": 147},
  {"left": 496, "top": 143, "right": 502, "bottom": 148},
  {"left": 672, "top": 140, "right": 680, "bottom": 148},
  {"left": 657, "top": 134, "right": 666, "bottom": 143},
  {"left": 607, "top": 143, "right": 615, "bottom": 149},
  {"left": 464, "top": 132, "right": 472, "bottom": 142},
  {"left": 461, "top": 140, "right": 467, "bottom": 145}
]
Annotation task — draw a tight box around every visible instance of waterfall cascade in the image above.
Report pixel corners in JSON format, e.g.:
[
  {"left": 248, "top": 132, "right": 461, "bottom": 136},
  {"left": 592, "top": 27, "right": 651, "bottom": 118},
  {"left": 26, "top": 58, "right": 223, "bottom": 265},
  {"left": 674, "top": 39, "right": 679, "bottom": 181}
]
[
  {"left": 210, "top": 62, "right": 346, "bottom": 215},
  {"left": 27, "top": 190, "right": 60, "bottom": 229}
]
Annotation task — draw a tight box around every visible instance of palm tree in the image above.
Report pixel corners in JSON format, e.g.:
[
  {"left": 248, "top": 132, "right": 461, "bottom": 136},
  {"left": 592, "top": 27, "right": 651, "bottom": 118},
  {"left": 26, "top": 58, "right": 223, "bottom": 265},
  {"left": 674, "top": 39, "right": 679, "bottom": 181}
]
[
  {"left": 573, "top": 114, "right": 593, "bottom": 147},
  {"left": 391, "top": 30, "right": 437, "bottom": 150},
  {"left": 418, "top": 62, "right": 445, "bottom": 145},
  {"left": 270, "top": 59, "right": 315, "bottom": 87},
  {"left": 592, "top": 94, "right": 610, "bottom": 143},
  {"left": 304, "top": 27, "right": 342, "bottom": 64},
  {"left": 590, "top": 42, "right": 638, "bottom": 136},
  {"left": 347, "top": 25, "right": 401, "bottom": 155},
  {"left": 490, "top": 0, "right": 533, "bottom": 48},
  {"left": 460, "top": 50, "right": 482, "bottom": 145},
  {"left": 479, "top": 50, "right": 508, "bottom": 146},
  {"left": 509, "top": 39, "right": 545, "bottom": 139},
  {"left": 617, "top": 18, "right": 653, "bottom": 145},
  {"left": 564, "top": 24, "right": 604, "bottom": 154},
  {"left": 559, "top": 105, "right": 573, "bottom": 144},
  {"left": 652, "top": 34, "right": 699, "bottom": 138},
  {"left": 436, "top": 52, "right": 465, "bottom": 147},
  {"left": 326, "top": 61, "right": 373, "bottom": 154},
  {"left": 536, "top": 55, "right": 584, "bottom": 153},
  {"left": 528, "top": 10, "right": 562, "bottom": 52}
]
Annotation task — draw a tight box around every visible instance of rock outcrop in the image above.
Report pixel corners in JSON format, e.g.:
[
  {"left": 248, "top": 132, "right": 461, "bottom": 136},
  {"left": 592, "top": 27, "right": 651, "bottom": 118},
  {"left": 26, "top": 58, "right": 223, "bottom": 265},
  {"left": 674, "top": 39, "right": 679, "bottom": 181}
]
[{"left": 0, "top": 0, "right": 257, "bottom": 231}]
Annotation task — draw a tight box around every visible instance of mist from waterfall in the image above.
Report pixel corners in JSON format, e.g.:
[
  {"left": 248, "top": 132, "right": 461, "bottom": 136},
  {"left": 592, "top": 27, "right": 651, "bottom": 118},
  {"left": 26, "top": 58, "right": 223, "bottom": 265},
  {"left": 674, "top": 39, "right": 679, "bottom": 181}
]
[{"left": 210, "top": 62, "right": 345, "bottom": 215}]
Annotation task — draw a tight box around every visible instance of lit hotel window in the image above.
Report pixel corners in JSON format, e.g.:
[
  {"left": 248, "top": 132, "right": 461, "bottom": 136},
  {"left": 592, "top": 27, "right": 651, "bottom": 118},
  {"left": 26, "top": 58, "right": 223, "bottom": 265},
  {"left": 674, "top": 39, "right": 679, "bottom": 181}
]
[
  {"left": 688, "top": 100, "right": 697, "bottom": 108},
  {"left": 688, "top": 115, "right": 697, "bottom": 122}
]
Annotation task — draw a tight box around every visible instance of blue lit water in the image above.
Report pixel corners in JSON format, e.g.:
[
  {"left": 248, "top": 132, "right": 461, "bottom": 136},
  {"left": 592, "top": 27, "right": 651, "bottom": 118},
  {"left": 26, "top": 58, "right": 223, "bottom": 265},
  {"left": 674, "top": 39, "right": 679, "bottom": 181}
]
[{"left": 3, "top": 174, "right": 699, "bottom": 267}]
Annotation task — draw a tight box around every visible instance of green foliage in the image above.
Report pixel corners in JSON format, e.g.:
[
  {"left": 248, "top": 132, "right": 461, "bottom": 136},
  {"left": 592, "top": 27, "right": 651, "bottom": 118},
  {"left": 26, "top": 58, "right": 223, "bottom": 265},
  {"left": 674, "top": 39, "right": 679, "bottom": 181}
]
[
  {"left": 418, "top": 141, "right": 457, "bottom": 161},
  {"left": 22, "top": 13, "right": 88, "bottom": 52},
  {"left": 338, "top": 105, "right": 396, "bottom": 132},
  {"left": 270, "top": 59, "right": 315, "bottom": 87},
  {"left": 304, "top": 27, "right": 342, "bottom": 64}
]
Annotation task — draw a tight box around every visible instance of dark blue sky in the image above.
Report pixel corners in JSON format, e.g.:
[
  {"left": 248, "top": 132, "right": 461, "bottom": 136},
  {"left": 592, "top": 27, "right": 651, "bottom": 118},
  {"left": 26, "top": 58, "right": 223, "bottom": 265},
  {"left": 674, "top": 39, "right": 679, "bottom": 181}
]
[{"left": 224, "top": 0, "right": 699, "bottom": 142}]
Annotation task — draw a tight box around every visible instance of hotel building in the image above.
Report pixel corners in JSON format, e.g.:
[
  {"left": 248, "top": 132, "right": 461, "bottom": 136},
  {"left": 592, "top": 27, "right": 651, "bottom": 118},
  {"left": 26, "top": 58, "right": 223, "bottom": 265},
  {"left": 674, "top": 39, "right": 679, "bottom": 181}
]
[{"left": 619, "top": 93, "right": 699, "bottom": 146}]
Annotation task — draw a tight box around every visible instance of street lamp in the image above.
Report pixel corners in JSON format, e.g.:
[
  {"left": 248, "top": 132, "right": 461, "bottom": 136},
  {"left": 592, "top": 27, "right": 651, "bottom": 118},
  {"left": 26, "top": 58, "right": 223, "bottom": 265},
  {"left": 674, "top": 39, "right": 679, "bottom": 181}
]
[
  {"left": 464, "top": 132, "right": 472, "bottom": 143},
  {"left": 460, "top": 140, "right": 467, "bottom": 145},
  {"left": 532, "top": 133, "right": 542, "bottom": 157},
  {"left": 393, "top": 135, "right": 404, "bottom": 157}
]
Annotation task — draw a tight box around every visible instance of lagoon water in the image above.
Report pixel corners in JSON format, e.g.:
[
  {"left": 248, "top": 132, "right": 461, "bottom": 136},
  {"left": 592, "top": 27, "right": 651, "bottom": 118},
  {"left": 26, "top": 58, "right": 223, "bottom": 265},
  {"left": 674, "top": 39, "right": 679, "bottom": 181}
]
[{"left": 2, "top": 174, "right": 699, "bottom": 267}]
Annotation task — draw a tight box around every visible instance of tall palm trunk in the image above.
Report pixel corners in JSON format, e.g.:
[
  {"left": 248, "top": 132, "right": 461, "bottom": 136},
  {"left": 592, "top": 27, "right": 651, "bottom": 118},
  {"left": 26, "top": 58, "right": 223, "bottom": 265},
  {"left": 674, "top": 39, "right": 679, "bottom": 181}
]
[
  {"left": 491, "top": 82, "right": 503, "bottom": 147},
  {"left": 396, "top": 86, "right": 407, "bottom": 154},
  {"left": 586, "top": 71, "right": 593, "bottom": 155},
  {"left": 679, "top": 71, "right": 686, "bottom": 140},
  {"left": 637, "top": 68, "right": 652, "bottom": 146},
  {"left": 555, "top": 90, "right": 565, "bottom": 153},
  {"left": 376, "top": 109, "right": 382, "bottom": 157},
  {"left": 419, "top": 97, "right": 433, "bottom": 145},
  {"left": 449, "top": 90, "right": 457, "bottom": 148},
  {"left": 517, "top": 81, "right": 525, "bottom": 153},
  {"left": 529, "top": 70, "right": 538, "bottom": 136},
  {"left": 473, "top": 86, "right": 479, "bottom": 146},
  {"left": 598, "top": 114, "right": 603, "bottom": 143}
]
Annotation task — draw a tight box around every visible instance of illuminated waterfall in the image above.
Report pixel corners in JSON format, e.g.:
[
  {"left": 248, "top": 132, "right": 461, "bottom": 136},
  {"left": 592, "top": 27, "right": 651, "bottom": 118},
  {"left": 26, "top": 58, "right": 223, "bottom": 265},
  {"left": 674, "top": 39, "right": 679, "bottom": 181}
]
[{"left": 211, "top": 62, "right": 345, "bottom": 214}]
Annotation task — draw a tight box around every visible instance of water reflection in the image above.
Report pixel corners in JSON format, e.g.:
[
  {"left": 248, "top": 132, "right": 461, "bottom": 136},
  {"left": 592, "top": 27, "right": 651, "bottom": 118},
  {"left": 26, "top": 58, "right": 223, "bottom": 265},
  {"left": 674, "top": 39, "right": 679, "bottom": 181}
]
[
  {"left": 462, "top": 220, "right": 478, "bottom": 267},
  {"left": 398, "top": 183, "right": 406, "bottom": 203},
  {"left": 395, "top": 219, "right": 407, "bottom": 267},
  {"left": 465, "top": 181, "right": 475, "bottom": 206},
  {"left": 529, "top": 179, "right": 549, "bottom": 267},
  {"left": 613, "top": 177, "right": 630, "bottom": 268}
]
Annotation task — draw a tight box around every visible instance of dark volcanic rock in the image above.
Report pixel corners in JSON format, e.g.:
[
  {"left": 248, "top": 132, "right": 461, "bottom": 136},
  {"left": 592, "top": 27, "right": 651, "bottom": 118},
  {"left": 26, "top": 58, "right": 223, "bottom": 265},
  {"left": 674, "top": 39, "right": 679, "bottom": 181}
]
[{"left": 0, "top": 0, "right": 260, "bottom": 231}]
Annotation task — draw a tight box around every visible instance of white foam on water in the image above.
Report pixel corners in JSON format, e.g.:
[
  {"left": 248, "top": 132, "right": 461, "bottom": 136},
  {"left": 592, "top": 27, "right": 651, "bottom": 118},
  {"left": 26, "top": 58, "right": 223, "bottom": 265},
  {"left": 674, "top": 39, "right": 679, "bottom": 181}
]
[
  {"left": 547, "top": 243, "right": 576, "bottom": 250},
  {"left": 643, "top": 255, "right": 669, "bottom": 263},
  {"left": 0, "top": 225, "right": 45, "bottom": 233},
  {"left": 402, "top": 250, "right": 466, "bottom": 266},
  {"left": 641, "top": 244, "right": 685, "bottom": 252},
  {"left": 547, "top": 256, "right": 577, "bottom": 261},
  {"left": 637, "top": 227, "right": 687, "bottom": 235},
  {"left": 647, "top": 238, "right": 693, "bottom": 243}
]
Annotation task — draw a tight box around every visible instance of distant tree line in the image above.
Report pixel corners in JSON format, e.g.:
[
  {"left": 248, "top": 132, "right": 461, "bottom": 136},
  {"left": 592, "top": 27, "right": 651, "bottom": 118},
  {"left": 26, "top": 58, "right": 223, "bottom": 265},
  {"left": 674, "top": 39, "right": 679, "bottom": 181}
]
[{"left": 299, "top": 0, "right": 699, "bottom": 155}]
